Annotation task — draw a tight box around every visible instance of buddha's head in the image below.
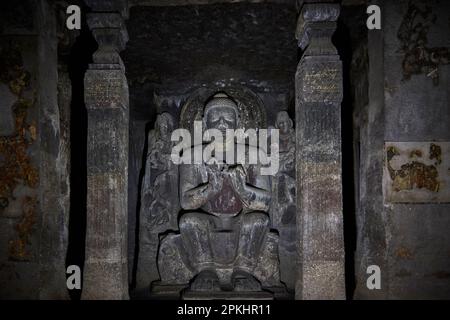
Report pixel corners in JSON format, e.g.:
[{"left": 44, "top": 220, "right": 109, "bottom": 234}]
[{"left": 203, "top": 93, "right": 239, "bottom": 134}]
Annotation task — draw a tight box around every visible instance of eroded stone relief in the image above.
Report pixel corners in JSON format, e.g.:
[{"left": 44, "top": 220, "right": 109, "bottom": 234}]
[
  {"left": 138, "top": 91, "right": 295, "bottom": 298},
  {"left": 397, "top": 1, "right": 449, "bottom": 85},
  {"left": 0, "top": 41, "right": 39, "bottom": 261},
  {"left": 270, "top": 111, "right": 296, "bottom": 290},
  {"left": 136, "top": 112, "right": 180, "bottom": 290}
]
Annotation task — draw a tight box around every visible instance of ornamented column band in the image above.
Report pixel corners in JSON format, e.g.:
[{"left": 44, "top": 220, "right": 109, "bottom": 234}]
[
  {"left": 81, "top": 8, "right": 130, "bottom": 300},
  {"left": 295, "top": 2, "right": 345, "bottom": 300}
]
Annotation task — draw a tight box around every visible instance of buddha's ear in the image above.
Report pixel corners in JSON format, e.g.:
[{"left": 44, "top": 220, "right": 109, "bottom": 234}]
[
  {"left": 203, "top": 120, "right": 210, "bottom": 141},
  {"left": 288, "top": 117, "right": 293, "bottom": 128},
  {"left": 202, "top": 116, "right": 207, "bottom": 130},
  {"left": 202, "top": 117, "right": 209, "bottom": 140},
  {"left": 153, "top": 116, "right": 161, "bottom": 137},
  {"left": 234, "top": 108, "right": 241, "bottom": 128}
]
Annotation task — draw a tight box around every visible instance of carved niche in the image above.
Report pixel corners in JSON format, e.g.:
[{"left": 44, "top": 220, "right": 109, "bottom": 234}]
[{"left": 138, "top": 87, "right": 297, "bottom": 299}]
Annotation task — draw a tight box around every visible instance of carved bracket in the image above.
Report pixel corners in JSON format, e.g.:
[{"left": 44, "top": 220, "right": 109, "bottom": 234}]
[
  {"left": 86, "top": 11, "right": 129, "bottom": 68},
  {"left": 296, "top": 3, "right": 339, "bottom": 56}
]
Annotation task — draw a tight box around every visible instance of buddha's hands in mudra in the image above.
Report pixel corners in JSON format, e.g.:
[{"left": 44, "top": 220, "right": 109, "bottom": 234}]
[
  {"left": 204, "top": 163, "right": 247, "bottom": 196},
  {"left": 205, "top": 165, "right": 224, "bottom": 196},
  {"left": 225, "top": 164, "right": 247, "bottom": 193}
]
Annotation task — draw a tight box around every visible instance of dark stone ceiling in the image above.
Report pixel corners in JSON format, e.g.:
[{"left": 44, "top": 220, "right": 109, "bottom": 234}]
[{"left": 123, "top": 2, "right": 298, "bottom": 113}]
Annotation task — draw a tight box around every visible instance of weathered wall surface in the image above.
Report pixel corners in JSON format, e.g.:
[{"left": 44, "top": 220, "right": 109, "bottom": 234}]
[
  {"left": 355, "top": 0, "right": 450, "bottom": 299},
  {"left": 123, "top": 1, "right": 297, "bottom": 127},
  {"left": 0, "top": 36, "right": 41, "bottom": 299},
  {"left": 0, "top": 1, "right": 41, "bottom": 298},
  {"left": 0, "top": 0, "right": 70, "bottom": 299}
]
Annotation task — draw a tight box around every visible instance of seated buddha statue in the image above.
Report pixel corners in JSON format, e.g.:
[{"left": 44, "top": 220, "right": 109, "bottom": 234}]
[{"left": 156, "top": 93, "right": 281, "bottom": 294}]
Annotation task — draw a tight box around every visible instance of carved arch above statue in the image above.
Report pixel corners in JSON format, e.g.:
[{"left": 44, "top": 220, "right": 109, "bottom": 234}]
[{"left": 179, "top": 86, "right": 267, "bottom": 132}]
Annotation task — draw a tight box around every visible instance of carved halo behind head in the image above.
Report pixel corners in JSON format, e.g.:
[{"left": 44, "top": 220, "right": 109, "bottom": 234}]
[{"left": 179, "top": 86, "right": 267, "bottom": 133}]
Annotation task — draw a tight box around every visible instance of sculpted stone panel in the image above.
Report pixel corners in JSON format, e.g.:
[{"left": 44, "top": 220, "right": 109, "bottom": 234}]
[
  {"left": 138, "top": 90, "right": 297, "bottom": 298},
  {"left": 158, "top": 93, "right": 281, "bottom": 297},
  {"left": 136, "top": 112, "right": 180, "bottom": 290}
]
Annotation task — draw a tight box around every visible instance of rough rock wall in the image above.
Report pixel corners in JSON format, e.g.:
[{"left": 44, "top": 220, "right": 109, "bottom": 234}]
[
  {"left": 354, "top": 0, "right": 450, "bottom": 299},
  {"left": 0, "top": 0, "right": 70, "bottom": 299}
]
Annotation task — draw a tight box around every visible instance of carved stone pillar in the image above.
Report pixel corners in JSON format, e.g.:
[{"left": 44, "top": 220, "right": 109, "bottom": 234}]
[
  {"left": 295, "top": 2, "right": 345, "bottom": 299},
  {"left": 82, "top": 8, "right": 130, "bottom": 299}
]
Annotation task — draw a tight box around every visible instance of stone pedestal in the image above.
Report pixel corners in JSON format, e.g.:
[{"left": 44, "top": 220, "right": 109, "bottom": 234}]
[
  {"left": 81, "top": 10, "right": 130, "bottom": 300},
  {"left": 295, "top": 2, "right": 345, "bottom": 299}
]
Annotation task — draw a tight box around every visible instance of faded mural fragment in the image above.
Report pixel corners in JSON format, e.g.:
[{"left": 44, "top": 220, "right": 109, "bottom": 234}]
[
  {"left": 384, "top": 142, "right": 450, "bottom": 203},
  {"left": 0, "top": 42, "right": 39, "bottom": 260},
  {"left": 397, "top": 1, "right": 450, "bottom": 85}
]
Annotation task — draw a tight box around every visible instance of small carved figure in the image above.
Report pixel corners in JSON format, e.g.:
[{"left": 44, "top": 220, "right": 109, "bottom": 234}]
[
  {"left": 136, "top": 112, "right": 179, "bottom": 291},
  {"left": 270, "top": 111, "right": 297, "bottom": 290},
  {"left": 275, "top": 111, "right": 295, "bottom": 173}
]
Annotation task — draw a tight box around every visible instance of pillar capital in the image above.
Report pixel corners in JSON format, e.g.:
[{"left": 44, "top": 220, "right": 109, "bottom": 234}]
[
  {"left": 84, "top": 0, "right": 130, "bottom": 19},
  {"left": 296, "top": 3, "right": 340, "bottom": 55},
  {"left": 87, "top": 12, "right": 129, "bottom": 68}
]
